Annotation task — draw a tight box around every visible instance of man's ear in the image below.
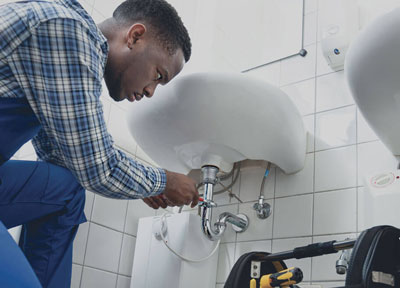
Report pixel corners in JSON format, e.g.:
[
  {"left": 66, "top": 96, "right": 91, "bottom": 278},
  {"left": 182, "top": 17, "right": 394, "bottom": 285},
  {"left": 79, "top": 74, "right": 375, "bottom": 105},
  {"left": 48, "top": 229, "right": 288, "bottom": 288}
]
[{"left": 126, "top": 23, "right": 147, "bottom": 49}]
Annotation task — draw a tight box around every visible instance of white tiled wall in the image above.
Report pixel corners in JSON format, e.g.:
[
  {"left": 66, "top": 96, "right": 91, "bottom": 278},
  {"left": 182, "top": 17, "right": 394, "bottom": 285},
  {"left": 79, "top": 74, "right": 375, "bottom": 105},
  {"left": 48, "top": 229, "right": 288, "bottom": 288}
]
[{"left": 7, "top": 0, "right": 400, "bottom": 288}]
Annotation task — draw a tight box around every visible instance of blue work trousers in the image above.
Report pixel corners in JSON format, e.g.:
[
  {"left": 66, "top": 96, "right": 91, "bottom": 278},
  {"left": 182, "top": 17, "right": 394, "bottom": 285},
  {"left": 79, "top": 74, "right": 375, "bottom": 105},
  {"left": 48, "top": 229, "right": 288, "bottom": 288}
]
[{"left": 0, "top": 160, "right": 86, "bottom": 287}]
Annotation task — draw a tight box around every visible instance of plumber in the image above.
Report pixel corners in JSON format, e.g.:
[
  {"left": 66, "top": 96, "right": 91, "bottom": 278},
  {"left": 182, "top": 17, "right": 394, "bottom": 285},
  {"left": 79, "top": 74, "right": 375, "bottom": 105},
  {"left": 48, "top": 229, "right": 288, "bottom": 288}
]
[{"left": 0, "top": 0, "right": 198, "bottom": 286}]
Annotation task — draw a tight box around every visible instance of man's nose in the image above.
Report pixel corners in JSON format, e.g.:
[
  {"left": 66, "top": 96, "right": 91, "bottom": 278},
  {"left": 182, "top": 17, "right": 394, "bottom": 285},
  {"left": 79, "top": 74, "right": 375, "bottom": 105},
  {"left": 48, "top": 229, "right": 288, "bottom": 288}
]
[{"left": 143, "top": 83, "right": 158, "bottom": 98}]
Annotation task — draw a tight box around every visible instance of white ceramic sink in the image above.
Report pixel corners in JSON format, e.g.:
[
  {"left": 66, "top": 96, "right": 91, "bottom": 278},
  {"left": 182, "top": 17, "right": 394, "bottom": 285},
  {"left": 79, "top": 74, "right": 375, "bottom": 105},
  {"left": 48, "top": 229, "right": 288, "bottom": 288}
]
[
  {"left": 345, "top": 7, "right": 400, "bottom": 160},
  {"left": 127, "top": 72, "right": 306, "bottom": 174}
]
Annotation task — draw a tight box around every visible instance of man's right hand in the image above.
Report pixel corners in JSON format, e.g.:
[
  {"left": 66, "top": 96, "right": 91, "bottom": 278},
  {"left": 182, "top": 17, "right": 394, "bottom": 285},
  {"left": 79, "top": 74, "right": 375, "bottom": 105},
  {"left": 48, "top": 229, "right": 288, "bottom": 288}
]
[{"left": 163, "top": 170, "right": 199, "bottom": 208}]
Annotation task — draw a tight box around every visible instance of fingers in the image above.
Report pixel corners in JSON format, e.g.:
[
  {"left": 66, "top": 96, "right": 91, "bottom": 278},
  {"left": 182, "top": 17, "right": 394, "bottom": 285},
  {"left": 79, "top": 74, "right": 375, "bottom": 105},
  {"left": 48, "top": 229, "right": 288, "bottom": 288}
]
[
  {"left": 163, "top": 170, "right": 200, "bottom": 208},
  {"left": 142, "top": 198, "right": 157, "bottom": 209},
  {"left": 161, "top": 194, "right": 175, "bottom": 207},
  {"left": 152, "top": 195, "right": 168, "bottom": 209},
  {"left": 190, "top": 192, "right": 199, "bottom": 208},
  {"left": 142, "top": 194, "right": 172, "bottom": 210}
]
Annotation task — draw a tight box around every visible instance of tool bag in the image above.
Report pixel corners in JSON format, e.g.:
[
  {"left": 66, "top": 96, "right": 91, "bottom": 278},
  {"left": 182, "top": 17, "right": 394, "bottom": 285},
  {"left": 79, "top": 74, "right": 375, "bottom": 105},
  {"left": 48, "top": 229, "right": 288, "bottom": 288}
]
[
  {"left": 341, "top": 225, "right": 400, "bottom": 288},
  {"left": 224, "top": 225, "right": 400, "bottom": 288},
  {"left": 224, "top": 251, "right": 290, "bottom": 288}
]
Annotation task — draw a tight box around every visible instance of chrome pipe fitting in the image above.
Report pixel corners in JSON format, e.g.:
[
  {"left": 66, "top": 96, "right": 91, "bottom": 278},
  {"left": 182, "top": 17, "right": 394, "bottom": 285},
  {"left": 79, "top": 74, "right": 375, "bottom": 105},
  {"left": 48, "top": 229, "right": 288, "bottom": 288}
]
[
  {"left": 253, "top": 196, "right": 272, "bottom": 219},
  {"left": 336, "top": 239, "right": 352, "bottom": 274},
  {"left": 200, "top": 165, "right": 249, "bottom": 241}
]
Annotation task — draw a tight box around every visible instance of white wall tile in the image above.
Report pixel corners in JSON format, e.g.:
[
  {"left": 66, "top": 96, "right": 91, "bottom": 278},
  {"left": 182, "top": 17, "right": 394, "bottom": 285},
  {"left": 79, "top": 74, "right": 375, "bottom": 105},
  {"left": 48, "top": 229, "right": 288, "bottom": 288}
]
[
  {"left": 216, "top": 243, "right": 236, "bottom": 283},
  {"left": 281, "top": 78, "right": 315, "bottom": 116},
  {"left": 357, "top": 187, "right": 366, "bottom": 231},
  {"left": 18, "top": 153, "right": 37, "bottom": 161},
  {"left": 7, "top": 226, "right": 21, "bottom": 244},
  {"left": 84, "top": 223, "right": 123, "bottom": 273},
  {"left": 315, "top": 145, "right": 357, "bottom": 192},
  {"left": 313, "top": 188, "right": 357, "bottom": 235},
  {"left": 280, "top": 44, "right": 316, "bottom": 86},
  {"left": 305, "top": 0, "right": 318, "bottom": 14},
  {"left": 91, "top": 6, "right": 106, "bottom": 23},
  {"left": 234, "top": 240, "right": 272, "bottom": 261},
  {"left": 211, "top": 204, "right": 238, "bottom": 243},
  {"left": 316, "top": 71, "right": 354, "bottom": 112},
  {"left": 81, "top": 267, "right": 117, "bottom": 288},
  {"left": 124, "top": 200, "right": 156, "bottom": 236},
  {"left": 316, "top": 42, "right": 337, "bottom": 76},
  {"left": 272, "top": 237, "right": 312, "bottom": 281},
  {"left": 276, "top": 153, "right": 314, "bottom": 198},
  {"left": 311, "top": 233, "right": 356, "bottom": 281},
  {"left": 79, "top": 0, "right": 94, "bottom": 14},
  {"left": 237, "top": 201, "right": 273, "bottom": 242},
  {"left": 118, "top": 234, "right": 136, "bottom": 276},
  {"left": 357, "top": 141, "right": 398, "bottom": 184},
  {"left": 92, "top": 0, "right": 121, "bottom": 18},
  {"left": 297, "top": 283, "right": 313, "bottom": 288},
  {"left": 357, "top": 109, "right": 379, "bottom": 143},
  {"left": 108, "top": 101, "right": 137, "bottom": 156},
  {"left": 304, "top": 12, "right": 318, "bottom": 46},
  {"left": 312, "top": 282, "right": 345, "bottom": 288},
  {"left": 16, "top": 141, "right": 35, "bottom": 158},
  {"left": 244, "top": 61, "right": 281, "bottom": 86},
  {"left": 304, "top": 115, "right": 315, "bottom": 153},
  {"left": 84, "top": 191, "right": 95, "bottom": 220},
  {"left": 315, "top": 106, "right": 356, "bottom": 151},
  {"left": 273, "top": 194, "right": 313, "bottom": 238},
  {"left": 213, "top": 172, "right": 240, "bottom": 205},
  {"left": 216, "top": 285, "right": 224, "bottom": 288},
  {"left": 73, "top": 222, "right": 90, "bottom": 265},
  {"left": 91, "top": 195, "right": 128, "bottom": 232},
  {"left": 71, "top": 264, "right": 82, "bottom": 288},
  {"left": 116, "top": 275, "right": 131, "bottom": 288},
  {"left": 82, "top": 0, "right": 95, "bottom": 7},
  {"left": 239, "top": 166, "right": 274, "bottom": 202}
]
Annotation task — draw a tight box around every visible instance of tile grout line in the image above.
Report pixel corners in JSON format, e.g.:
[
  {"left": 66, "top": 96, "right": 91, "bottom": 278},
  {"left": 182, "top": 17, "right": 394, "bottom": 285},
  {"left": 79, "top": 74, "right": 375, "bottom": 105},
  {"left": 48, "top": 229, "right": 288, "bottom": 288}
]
[
  {"left": 270, "top": 167, "right": 277, "bottom": 252},
  {"left": 79, "top": 191, "right": 97, "bottom": 287},
  {"left": 355, "top": 107, "right": 359, "bottom": 233},
  {"left": 310, "top": 4, "right": 319, "bottom": 280},
  {"left": 115, "top": 200, "right": 129, "bottom": 282}
]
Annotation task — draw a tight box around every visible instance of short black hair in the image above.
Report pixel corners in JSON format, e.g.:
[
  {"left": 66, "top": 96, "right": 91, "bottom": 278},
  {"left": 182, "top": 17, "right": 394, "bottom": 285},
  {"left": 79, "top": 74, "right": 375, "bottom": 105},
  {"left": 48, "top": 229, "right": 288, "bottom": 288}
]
[{"left": 113, "top": 0, "right": 191, "bottom": 62}]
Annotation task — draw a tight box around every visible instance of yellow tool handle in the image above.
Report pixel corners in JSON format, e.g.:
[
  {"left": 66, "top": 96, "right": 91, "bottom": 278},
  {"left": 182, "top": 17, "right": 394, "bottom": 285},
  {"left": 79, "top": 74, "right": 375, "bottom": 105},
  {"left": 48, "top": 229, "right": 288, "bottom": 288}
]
[
  {"left": 260, "top": 267, "right": 303, "bottom": 288},
  {"left": 250, "top": 278, "right": 257, "bottom": 288}
]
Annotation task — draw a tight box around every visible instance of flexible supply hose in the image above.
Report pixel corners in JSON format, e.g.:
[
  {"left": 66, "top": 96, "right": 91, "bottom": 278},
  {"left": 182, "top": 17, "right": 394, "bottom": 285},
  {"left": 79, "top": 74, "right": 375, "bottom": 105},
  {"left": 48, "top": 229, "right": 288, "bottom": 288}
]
[{"left": 159, "top": 213, "right": 220, "bottom": 263}]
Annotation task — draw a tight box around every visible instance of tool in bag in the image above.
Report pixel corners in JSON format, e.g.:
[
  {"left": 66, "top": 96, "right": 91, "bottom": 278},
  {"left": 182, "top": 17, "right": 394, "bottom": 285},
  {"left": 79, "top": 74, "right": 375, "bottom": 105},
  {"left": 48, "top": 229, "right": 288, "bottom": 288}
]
[{"left": 259, "top": 267, "right": 303, "bottom": 288}]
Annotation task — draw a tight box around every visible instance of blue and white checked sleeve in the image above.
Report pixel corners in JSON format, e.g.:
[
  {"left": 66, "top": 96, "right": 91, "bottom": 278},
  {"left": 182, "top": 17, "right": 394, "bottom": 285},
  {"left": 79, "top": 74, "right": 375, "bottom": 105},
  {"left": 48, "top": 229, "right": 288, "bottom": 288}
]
[{"left": 8, "top": 17, "right": 166, "bottom": 199}]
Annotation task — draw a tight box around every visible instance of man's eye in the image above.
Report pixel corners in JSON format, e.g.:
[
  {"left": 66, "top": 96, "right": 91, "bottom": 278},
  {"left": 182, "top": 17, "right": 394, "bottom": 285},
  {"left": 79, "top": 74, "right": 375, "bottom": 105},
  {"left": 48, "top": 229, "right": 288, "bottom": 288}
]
[{"left": 156, "top": 72, "right": 163, "bottom": 81}]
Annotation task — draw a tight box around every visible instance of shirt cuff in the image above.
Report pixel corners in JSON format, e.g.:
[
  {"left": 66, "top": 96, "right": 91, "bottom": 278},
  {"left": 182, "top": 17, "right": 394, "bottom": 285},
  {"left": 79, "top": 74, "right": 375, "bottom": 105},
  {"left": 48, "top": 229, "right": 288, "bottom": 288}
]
[{"left": 149, "top": 167, "right": 167, "bottom": 196}]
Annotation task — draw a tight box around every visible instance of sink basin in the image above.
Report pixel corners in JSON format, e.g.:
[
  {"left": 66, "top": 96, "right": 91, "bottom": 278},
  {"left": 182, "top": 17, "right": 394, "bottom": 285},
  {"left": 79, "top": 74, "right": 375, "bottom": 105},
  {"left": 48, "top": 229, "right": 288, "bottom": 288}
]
[
  {"left": 345, "top": 7, "right": 400, "bottom": 159},
  {"left": 127, "top": 72, "right": 306, "bottom": 174}
]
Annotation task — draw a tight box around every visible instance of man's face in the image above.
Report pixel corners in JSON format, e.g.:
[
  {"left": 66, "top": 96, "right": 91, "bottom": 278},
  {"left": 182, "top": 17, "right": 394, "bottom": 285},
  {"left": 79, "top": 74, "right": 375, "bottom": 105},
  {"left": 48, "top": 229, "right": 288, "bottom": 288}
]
[{"left": 104, "top": 24, "right": 185, "bottom": 102}]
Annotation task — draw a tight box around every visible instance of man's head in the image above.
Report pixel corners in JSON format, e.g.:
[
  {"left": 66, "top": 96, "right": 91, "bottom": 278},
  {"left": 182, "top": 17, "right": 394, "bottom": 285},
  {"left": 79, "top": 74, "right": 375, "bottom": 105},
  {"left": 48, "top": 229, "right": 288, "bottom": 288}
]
[{"left": 100, "top": 0, "right": 191, "bottom": 102}]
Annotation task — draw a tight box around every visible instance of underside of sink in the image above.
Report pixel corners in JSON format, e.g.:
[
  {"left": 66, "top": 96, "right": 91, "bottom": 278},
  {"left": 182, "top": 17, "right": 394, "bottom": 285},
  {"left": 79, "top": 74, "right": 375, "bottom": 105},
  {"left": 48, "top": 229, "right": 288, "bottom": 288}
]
[{"left": 127, "top": 72, "right": 306, "bottom": 174}]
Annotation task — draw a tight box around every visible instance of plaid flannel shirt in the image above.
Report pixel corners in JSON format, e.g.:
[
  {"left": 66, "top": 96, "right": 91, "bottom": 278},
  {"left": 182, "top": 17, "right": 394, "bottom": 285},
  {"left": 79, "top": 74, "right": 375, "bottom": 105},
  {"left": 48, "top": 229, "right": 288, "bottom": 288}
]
[{"left": 0, "top": 0, "right": 166, "bottom": 199}]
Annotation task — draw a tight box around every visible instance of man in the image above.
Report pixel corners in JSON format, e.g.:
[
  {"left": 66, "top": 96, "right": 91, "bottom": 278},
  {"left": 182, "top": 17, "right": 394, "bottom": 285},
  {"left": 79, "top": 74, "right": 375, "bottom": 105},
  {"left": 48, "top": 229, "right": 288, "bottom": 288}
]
[{"left": 0, "top": 0, "right": 199, "bottom": 286}]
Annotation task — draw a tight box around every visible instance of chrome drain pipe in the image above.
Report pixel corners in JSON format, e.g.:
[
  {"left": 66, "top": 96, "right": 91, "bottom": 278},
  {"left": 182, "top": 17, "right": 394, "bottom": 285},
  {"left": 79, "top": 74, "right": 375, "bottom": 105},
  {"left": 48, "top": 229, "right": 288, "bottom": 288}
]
[{"left": 200, "top": 166, "right": 249, "bottom": 241}]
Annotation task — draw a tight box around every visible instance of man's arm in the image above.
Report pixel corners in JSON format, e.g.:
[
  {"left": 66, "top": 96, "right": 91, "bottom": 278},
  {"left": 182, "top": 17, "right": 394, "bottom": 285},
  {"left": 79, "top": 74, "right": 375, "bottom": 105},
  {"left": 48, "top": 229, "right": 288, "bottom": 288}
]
[{"left": 8, "top": 17, "right": 197, "bottom": 204}]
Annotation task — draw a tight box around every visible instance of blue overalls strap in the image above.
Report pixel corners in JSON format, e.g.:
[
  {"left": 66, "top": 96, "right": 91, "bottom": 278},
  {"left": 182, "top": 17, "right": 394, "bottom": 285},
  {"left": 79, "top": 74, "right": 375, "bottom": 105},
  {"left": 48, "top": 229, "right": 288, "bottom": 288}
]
[{"left": 0, "top": 97, "right": 41, "bottom": 166}]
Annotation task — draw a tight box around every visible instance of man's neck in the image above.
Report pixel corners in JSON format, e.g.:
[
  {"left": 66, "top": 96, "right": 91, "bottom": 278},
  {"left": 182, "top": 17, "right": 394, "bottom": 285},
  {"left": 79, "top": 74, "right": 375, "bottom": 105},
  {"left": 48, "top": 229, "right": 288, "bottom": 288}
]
[{"left": 98, "top": 18, "right": 119, "bottom": 42}]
